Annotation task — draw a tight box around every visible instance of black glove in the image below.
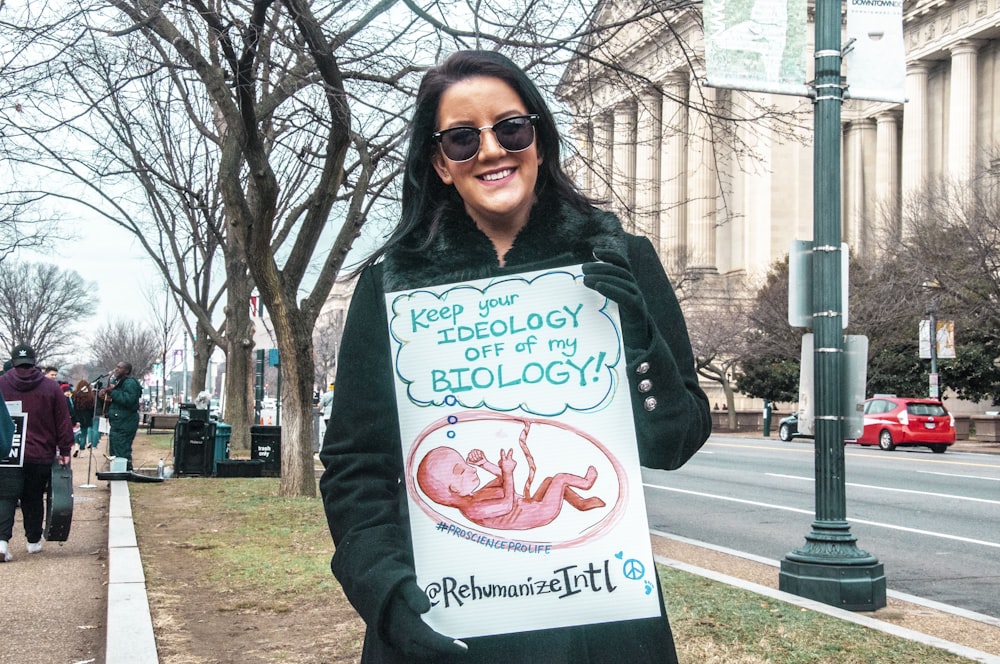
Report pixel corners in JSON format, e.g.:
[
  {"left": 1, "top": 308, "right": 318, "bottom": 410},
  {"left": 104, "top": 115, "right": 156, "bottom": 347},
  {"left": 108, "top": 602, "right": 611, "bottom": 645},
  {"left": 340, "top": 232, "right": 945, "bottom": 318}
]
[
  {"left": 582, "top": 249, "right": 656, "bottom": 353},
  {"left": 382, "top": 580, "right": 468, "bottom": 659}
]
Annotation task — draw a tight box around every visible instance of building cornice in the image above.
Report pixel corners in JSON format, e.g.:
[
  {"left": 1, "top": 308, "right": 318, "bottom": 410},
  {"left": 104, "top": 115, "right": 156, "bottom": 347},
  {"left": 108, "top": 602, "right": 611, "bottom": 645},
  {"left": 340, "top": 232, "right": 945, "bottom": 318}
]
[{"left": 903, "top": 0, "right": 1000, "bottom": 61}]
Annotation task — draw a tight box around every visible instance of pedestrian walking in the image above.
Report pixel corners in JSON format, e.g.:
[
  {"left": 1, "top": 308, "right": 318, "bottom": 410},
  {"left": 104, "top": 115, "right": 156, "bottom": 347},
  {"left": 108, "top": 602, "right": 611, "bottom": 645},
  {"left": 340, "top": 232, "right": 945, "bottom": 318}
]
[
  {"left": 72, "top": 379, "right": 98, "bottom": 456},
  {"left": 319, "top": 383, "right": 335, "bottom": 426},
  {"left": 0, "top": 343, "right": 73, "bottom": 561}
]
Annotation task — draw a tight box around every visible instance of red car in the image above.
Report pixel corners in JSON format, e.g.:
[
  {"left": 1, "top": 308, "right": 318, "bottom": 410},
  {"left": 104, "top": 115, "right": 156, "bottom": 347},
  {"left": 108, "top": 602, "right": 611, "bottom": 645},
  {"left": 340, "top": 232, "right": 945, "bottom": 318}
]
[{"left": 851, "top": 396, "right": 955, "bottom": 453}]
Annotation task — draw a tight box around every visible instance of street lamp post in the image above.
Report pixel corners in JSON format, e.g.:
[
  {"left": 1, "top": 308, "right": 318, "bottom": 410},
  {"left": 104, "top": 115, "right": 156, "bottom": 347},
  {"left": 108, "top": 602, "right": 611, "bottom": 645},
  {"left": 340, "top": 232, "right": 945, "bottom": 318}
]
[
  {"left": 777, "top": 0, "right": 886, "bottom": 611},
  {"left": 926, "top": 300, "right": 939, "bottom": 398}
]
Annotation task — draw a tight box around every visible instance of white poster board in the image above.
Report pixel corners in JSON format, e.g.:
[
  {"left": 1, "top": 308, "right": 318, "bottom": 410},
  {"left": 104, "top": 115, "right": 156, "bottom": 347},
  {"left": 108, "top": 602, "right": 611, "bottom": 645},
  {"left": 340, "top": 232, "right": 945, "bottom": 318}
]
[
  {"left": 386, "top": 265, "right": 660, "bottom": 639},
  {"left": 2, "top": 402, "right": 27, "bottom": 467}
]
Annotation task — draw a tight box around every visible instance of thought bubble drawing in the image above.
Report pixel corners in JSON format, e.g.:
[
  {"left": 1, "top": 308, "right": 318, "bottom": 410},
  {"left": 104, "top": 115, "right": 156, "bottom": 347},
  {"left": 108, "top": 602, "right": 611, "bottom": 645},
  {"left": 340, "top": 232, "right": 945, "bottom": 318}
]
[{"left": 387, "top": 268, "right": 623, "bottom": 416}]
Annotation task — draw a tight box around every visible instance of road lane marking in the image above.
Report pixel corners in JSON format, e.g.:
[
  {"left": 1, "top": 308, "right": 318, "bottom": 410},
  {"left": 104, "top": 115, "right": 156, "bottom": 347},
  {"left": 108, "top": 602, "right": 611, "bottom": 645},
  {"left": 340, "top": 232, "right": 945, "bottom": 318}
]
[
  {"left": 916, "top": 469, "right": 1000, "bottom": 482},
  {"left": 643, "top": 482, "right": 1000, "bottom": 549},
  {"left": 766, "top": 473, "right": 1000, "bottom": 506},
  {"left": 706, "top": 440, "right": 1000, "bottom": 469}
]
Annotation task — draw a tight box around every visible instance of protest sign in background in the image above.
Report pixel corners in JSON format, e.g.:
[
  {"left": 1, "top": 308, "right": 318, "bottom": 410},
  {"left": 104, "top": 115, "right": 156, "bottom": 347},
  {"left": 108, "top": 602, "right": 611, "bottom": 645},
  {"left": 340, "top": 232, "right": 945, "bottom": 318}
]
[{"left": 2, "top": 403, "right": 27, "bottom": 467}]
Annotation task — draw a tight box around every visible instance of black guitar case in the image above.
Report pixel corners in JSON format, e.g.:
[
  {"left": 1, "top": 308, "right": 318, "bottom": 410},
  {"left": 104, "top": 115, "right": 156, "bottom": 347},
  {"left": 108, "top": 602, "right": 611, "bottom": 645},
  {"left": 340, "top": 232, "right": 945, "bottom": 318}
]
[{"left": 45, "top": 461, "right": 74, "bottom": 541}]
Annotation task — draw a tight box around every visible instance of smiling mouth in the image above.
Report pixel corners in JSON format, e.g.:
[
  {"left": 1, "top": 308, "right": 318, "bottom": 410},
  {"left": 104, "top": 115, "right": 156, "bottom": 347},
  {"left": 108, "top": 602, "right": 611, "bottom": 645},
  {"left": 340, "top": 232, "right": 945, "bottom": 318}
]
[{"left": 480, "top": 168, "right": 514, "bottom": 182}]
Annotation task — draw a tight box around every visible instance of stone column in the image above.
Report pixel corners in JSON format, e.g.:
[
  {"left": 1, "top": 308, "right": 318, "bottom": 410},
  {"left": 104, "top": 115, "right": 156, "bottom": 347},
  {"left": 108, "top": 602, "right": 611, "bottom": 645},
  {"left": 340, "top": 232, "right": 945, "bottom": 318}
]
[
  {"left": 635, "top": 90, "right": 662, "bottom": 243},
  {"left": 686, "top": 78, "right": 717, "bottom": 272},
  {"left": 660, "top": 73, "right": 688, "bottom": 272},
  {"left": 875, "top": 111, "right": 900, "bottom": 241},
  {"left": 591, "top": 111, "right": 614, "bottom": 202},
  {"left": 575, "top": 121, "right": 594, "bottom": 194},
  {"left": 843, "top": 118, "right": 876, "bottom": 257},
  {"left": 948, "top": 41, "right": 983, "bottom": 183},
  {"left": 613, "top": 101, "right": 638, "bottom": 229},
  {"left": 900, "top": 62, "right": 928, "bottom": 196}
]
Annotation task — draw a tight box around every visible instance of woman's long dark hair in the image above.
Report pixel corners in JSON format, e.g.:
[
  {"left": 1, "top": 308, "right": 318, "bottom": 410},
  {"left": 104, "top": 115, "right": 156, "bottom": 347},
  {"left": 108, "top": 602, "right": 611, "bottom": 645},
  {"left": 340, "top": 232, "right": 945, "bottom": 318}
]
[
  {"left": 353, "top": 50, "right": 593, "bottom": 274},
  {"left": 73, "top": 380, "right": 95, "bottom": 412}
]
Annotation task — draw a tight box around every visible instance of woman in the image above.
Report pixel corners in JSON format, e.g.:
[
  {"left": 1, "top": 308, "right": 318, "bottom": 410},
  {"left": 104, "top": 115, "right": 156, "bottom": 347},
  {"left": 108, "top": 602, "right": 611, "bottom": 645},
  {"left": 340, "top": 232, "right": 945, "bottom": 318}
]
[
  {"left": 72, "top": 379, "right": 97, "bottom": 455},
  {"left": 319, "top": 50, "right": 711, "bottom": 663}
]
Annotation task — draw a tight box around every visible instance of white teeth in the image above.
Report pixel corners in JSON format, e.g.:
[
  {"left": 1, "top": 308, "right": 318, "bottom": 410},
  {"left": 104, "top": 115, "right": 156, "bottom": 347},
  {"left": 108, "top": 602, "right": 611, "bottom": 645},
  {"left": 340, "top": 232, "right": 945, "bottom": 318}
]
[{"left": 481, "top": 169, "right": 512, "bottom": 181}]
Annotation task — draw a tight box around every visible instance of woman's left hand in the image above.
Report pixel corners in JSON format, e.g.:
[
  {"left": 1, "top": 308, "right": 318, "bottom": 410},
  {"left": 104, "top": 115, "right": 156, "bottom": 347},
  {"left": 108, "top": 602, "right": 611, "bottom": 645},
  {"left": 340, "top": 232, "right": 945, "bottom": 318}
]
[{"left": 582, "top": 250, "right": 655, "bottom": 351}]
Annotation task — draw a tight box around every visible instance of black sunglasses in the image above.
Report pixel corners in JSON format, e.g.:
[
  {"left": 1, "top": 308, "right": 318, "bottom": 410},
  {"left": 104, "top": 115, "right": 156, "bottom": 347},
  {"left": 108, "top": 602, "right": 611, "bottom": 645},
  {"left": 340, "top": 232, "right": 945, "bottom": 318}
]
[{"left": 433, "top": 114, "right": 539, "bottom": 162}]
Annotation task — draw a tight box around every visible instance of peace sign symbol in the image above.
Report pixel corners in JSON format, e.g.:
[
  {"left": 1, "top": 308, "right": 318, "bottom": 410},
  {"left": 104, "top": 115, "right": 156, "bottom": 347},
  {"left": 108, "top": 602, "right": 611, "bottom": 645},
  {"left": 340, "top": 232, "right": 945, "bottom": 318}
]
[{"left": 622, "top": 558, "right": 645, "bottom": 580}]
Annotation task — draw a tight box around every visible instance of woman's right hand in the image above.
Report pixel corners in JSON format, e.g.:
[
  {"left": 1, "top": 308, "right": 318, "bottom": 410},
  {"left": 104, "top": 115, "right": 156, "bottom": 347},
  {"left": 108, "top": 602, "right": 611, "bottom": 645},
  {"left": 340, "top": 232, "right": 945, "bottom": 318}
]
[{"left": 382, "top": 581, "right": 468, "bottom": 658}]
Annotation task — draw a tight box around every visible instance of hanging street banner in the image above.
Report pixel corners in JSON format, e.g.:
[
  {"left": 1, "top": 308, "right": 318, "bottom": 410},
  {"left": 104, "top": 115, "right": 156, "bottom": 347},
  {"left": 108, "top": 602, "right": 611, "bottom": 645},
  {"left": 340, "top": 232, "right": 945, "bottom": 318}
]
[
  {"left": 845, "top": 0, "right": 906, "bottom": 102},
  {"left": 704, "top": 0, "right": 809, "bottom": 96},
  {"left": 919, "top": 319, "right": 957, "bottom": 359},
  {"left": 385, "top": 266, "right": 660, "bottom": 639}
]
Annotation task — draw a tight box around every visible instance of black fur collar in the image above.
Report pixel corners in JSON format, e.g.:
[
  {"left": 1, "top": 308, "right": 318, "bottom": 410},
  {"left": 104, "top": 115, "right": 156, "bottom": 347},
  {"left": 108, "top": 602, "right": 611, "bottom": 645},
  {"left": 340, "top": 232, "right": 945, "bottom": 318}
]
[{"left": 381, "top": 195, "right": 627, "bottom": 292}]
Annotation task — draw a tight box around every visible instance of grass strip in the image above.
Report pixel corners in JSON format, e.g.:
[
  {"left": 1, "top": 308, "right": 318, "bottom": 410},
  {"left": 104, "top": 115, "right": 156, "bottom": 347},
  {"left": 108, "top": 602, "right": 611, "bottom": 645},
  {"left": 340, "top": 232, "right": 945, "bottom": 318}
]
[{"left": 132, "top": 477, "right": 977, "bottom": 663}]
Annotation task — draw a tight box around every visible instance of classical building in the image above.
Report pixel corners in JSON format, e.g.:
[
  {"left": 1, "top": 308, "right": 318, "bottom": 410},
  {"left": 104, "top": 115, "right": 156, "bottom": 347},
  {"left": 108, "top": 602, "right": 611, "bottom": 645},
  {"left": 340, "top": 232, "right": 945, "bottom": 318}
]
[
  {"left": 558, "top": 0, "right": 1000, "bottom": 409},
  {"left": 560, "top": 0, "right": 999, "bottom": 276}
]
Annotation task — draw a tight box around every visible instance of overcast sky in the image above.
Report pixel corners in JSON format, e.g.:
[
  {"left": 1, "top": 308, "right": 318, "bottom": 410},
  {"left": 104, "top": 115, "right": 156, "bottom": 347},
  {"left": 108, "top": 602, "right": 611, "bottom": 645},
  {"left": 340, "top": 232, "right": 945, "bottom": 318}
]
[{"left": 17, "top": 217, "right": 162, "bottom": 355}]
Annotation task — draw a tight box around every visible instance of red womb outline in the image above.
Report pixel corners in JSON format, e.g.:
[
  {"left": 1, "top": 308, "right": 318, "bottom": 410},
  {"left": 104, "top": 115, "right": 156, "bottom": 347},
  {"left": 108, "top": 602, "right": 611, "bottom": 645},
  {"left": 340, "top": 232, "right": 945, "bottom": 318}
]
[{"left": 405, "top": 409, "right": 628, "bottom": 550}]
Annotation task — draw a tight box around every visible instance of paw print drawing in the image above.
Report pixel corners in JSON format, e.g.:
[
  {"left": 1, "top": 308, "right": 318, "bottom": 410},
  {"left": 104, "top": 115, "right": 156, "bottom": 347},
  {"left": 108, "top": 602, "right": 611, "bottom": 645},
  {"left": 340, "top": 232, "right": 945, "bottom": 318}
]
[{"left": 644, "top": 580, "right": 653, "bottom": 595}]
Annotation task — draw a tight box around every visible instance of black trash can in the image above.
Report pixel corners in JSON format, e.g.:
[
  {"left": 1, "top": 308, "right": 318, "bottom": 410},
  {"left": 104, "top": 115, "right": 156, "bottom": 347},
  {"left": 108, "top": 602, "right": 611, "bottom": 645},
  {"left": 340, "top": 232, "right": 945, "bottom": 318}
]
[
  {"left": 250, "top": 425, "right": 281, "bottom": 477},
  {"left": 174, "top": 417, "right": 216, "bottom": 477}
]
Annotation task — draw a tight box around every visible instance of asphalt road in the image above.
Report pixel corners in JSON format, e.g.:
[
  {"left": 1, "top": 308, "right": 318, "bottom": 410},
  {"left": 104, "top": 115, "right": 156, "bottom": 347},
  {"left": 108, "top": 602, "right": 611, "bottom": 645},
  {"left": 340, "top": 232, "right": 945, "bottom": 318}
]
[{"left": 643, "top": 434, "right": 1000, "bottom": 618}]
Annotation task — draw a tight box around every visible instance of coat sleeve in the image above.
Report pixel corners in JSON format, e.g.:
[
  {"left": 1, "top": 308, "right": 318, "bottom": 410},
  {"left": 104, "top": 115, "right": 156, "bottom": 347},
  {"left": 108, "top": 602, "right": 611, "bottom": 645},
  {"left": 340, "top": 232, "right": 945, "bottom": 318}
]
[
  {"left": 318, "top": 266, "right": 414, "bottom": 635},
  {"left": 624, "top": 235, "right": 712, "bottom": 470}
]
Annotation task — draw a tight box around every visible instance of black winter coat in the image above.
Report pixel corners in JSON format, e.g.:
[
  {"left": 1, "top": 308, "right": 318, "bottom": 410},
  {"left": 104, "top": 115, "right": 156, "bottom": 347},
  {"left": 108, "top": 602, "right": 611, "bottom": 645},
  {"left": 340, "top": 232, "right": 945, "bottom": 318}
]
[{"left": 319, "top": 198, "right": 711, "bottom": 663}]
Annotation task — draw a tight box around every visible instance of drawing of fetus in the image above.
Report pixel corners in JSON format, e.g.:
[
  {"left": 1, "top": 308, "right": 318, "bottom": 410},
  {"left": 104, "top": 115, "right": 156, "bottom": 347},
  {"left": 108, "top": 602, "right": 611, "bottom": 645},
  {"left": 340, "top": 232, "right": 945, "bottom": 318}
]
[{"left": 416, "top": 422, "right": 605, "bottom": 531}]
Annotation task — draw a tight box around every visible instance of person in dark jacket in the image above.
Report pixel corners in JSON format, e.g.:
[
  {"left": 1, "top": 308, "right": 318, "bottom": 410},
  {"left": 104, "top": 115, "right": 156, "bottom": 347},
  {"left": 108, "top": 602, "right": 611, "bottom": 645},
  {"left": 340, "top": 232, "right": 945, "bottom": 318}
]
[
  {"left": 319, "top": 51, "right": 711, "bottom": 663},
  {"left": 72, "top": 379, "right": 98, "bottom": 456},
  {"left": 0, "top": 343, "right": 74, "bottom": 559},
  {"left": 98, "top": 362, "right": 142, "bottom": 470}
]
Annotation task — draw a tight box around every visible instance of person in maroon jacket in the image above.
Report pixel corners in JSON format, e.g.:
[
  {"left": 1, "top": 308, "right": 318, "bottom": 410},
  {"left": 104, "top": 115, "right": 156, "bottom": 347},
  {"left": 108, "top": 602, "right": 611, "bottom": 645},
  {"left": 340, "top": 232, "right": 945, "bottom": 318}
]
[{"left": 0, "top": 343, "right": 73, "bottom": 561}]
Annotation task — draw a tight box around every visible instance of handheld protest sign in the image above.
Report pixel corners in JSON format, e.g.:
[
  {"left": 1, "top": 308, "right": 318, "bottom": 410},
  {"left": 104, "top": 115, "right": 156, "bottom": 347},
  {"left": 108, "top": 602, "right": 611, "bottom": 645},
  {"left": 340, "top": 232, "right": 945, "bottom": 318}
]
[{"left": 386, "top": 266, "right": 660, "bottom": 639}]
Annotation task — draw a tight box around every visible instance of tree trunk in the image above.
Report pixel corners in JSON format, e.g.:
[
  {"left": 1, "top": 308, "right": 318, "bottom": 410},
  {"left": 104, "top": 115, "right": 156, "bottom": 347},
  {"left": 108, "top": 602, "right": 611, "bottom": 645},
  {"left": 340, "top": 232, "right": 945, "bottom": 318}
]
[
  {"left": 223, "top": 259, "right": 255, "bottom": 452},
  {"left": 191, "top": 320, "right": 214, "bottom": 396},
  {"left": 724, "top": 382, "right": 738, "bottom": 430},
  {"left": 274, "top": 314, "right": 317, "bottom": 497}
]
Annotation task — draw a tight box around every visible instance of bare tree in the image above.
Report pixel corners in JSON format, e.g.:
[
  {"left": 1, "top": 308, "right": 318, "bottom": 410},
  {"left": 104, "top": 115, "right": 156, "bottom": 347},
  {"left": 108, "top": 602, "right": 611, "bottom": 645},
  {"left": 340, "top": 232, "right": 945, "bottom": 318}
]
[
  {"left": 1, "top": 0, "right": 813, "bottom": 497},
  {"left": 685, "top": 283, "right": 752, "bottom": 430},
  {"left": 0, "top": 198, "right": 63, "bottom": 263},
  {"left": 144, "top": 283, "right": 182, "bottom": 412},
  {"left": 0, "top": 261, "right": 97, "bottom": 364},
  {"left": 90, "top": 319, "right": 160, "bottom": 378},
  {"left": 893, "top": 169, "right": 1000, "bottom": 333}
]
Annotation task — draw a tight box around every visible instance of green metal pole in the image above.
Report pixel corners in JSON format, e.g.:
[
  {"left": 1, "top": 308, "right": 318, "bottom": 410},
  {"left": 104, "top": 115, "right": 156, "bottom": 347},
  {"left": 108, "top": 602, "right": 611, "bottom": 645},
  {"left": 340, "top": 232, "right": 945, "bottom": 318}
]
[{"left": 778, "top": 0, "right": 886, "bottom": 611}]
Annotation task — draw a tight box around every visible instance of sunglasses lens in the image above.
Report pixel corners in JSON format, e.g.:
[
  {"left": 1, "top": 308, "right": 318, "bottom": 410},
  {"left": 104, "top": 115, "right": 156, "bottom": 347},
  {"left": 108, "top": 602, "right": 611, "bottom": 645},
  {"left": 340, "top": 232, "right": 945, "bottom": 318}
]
[
  {"left": 494, "top": 116, "right": 536, "bottom": 152},
  {"left": 436, "top": 116, "right": 537, "bottom": 161},
  {"left": 440, "top": 128, "right": 480, "bottom": 162}
]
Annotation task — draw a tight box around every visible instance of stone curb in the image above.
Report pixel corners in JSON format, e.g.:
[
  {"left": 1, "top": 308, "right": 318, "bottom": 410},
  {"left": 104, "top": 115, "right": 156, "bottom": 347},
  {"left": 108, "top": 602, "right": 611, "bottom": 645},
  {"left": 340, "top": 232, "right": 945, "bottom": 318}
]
[{"left": 107, "top": 480, "right": 158, "bottom": 663}]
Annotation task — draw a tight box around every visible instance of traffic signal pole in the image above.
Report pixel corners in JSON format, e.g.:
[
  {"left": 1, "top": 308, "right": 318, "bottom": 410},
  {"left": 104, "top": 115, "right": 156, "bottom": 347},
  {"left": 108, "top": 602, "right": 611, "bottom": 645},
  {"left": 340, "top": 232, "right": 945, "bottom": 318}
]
[{"left": 778, "top": 0, "right": 886, "bottom": 611}]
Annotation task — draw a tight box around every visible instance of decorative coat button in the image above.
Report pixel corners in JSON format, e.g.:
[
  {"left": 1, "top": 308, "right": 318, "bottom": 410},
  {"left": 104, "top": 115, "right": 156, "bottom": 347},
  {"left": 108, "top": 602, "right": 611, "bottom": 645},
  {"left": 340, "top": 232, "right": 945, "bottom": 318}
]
[
  {"left": 636, "top": 362, "right": 650, "bottom": 375},
  {"left": 638, "top": 379, "right": 652, "bottom": 393},
  {"left": 643, "top": 396, "right": 658, "bottom": 411}
]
